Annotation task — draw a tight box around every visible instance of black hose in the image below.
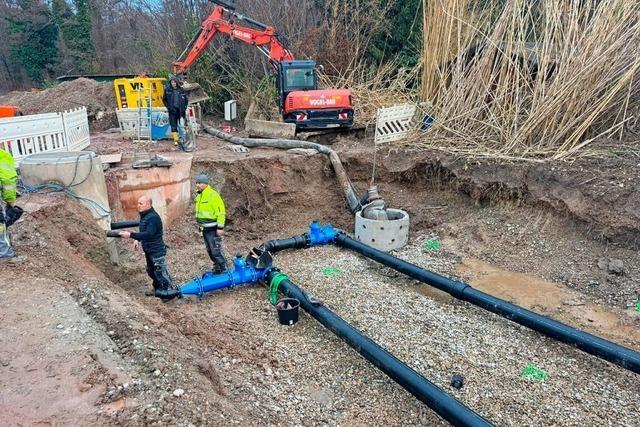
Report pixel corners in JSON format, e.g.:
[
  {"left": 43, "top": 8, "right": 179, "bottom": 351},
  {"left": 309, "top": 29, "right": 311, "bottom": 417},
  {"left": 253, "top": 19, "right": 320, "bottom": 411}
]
[
  {"left": 267, "top": 271, "right": 491, "bottom": 427},
  {"left": 262, "top": 235, "right": 308, "bottom": 253},
  {"left": 335, "top": 233, "right": 640, "bottom": 375},
  {"left": 110, "top": 220, "right": 140, "bottom": 230},
  {"left": 202, "top": 125, "right": 361, "bottom": 213},
  {"left": 236, "top": 13, "right": 268, "bottom": 31}
]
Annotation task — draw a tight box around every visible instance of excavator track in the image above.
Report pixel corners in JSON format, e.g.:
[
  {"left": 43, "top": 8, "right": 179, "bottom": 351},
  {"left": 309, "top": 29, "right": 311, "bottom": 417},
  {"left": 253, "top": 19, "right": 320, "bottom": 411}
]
[{"left": 297, "top": 125, "right": 367, "bottom": 145}]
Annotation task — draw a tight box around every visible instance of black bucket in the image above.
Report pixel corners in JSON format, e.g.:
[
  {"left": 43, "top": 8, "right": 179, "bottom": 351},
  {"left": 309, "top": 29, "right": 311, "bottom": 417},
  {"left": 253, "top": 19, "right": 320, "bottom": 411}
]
[{"left": 276, "top": 298, "right": 300, "bottom": 326}]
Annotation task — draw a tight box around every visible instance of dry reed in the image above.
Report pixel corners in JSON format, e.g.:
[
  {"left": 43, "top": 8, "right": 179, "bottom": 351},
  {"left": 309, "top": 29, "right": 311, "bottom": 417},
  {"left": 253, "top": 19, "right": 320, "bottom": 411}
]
[
  {"left": 319, "top": 62, "right": 417, "bottom": 128},
  {"left": 407, "top": 0, "right": 640, "bottom": 160}
]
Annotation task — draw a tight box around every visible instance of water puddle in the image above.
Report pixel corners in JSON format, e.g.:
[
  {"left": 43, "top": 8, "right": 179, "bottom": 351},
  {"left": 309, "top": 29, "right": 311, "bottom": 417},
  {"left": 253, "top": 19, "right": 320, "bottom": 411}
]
[
  {"left": 413, "top": 258, "right": 640, "bottom": 348},
  {"left": 412, "top": 283, "right": 455, "bottom": 303},
  {"left": 457, "top": 259, "right": 570, "bottom": 309}
]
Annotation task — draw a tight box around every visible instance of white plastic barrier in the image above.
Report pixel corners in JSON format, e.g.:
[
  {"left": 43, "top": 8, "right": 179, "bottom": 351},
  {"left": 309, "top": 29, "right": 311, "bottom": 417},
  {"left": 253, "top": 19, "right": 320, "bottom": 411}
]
[
  {"left": 0, "top": 107, "right": 91, "bottom": 165},
  {"left": 374, "top": 103, "right": 418, "bottom": 144},
  {"left": 63, "top": 107, "right": 91, "bottom": 151},
  {"left": 116, "top": 106, "right": 199, "bottom": 140}
]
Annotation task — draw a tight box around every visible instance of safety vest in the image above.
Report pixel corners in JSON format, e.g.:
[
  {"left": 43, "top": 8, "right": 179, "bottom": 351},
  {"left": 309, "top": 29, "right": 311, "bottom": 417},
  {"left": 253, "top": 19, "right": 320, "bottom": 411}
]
[
  {"left": 0, "top": 149, "right": 17, "bottom": 204},
  {"left": 194, "top": 185, "right": 225, "bottom": 229}
]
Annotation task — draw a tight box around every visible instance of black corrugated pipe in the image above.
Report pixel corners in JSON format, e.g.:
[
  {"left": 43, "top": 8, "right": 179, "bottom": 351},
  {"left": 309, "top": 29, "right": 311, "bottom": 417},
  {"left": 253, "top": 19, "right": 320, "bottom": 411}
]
[
  {"left": 334, "top": 233, "right": 640, "bottom": 375},
  {"left": 110, "top": 220, "right": 140, "bottom": 230},
  {"left": 266, "top": 270, "right": 492, "bottom": 427}
]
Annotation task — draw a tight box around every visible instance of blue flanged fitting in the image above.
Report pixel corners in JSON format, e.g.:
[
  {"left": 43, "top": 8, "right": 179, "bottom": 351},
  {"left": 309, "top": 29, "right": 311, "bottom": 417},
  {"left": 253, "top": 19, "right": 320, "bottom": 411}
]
[
  {"left": 178, "top": 254, "right": 268, "bottom": 298},
  {"left": 308, "top": 220, "right": 338, "bottom": 246}
]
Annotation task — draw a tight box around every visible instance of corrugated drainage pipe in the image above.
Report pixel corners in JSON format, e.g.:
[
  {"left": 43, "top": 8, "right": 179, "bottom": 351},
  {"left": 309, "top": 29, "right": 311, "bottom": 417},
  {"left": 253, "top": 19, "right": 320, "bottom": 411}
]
[
  {"left": 334, "top": 232, "right": 640, "bottom": 375},
  {"left": 266, "top": 270, "right": 492, "bottom": 427}
]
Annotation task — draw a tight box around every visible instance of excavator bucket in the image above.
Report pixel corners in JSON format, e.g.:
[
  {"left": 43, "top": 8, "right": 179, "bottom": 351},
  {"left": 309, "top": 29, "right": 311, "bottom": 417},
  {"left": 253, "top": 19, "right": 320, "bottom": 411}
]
[
  {"left": 244, "top": 101, "right": 296, "bottom": 139},
  {"left": 181, "top": 81, "right": 210, "bottom": 104}
]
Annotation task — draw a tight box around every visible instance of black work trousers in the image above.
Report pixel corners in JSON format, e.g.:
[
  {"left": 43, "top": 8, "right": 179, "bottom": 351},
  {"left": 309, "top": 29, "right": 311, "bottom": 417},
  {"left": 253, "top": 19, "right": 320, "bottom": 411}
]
[
  {"left": 202, "top": 229, "right": 228, "bottom": 273},
  {"left": 144, "top": 252, "right": 173, "bottom": 291},
  {"left": 0, "top": 203, "right": 15, "bottom": 258},
  {"left": 168, "top": 109, "right": 184, "bottom": 132}
]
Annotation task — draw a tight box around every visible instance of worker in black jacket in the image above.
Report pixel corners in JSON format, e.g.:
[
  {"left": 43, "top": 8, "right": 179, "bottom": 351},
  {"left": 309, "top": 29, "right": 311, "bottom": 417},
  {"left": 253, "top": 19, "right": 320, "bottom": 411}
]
[
  {"left": 162, "top": 78, "right": 188, "bottom": 147},
  {"left": 119, "top": 195, "right": 174, "bottom": 294}
]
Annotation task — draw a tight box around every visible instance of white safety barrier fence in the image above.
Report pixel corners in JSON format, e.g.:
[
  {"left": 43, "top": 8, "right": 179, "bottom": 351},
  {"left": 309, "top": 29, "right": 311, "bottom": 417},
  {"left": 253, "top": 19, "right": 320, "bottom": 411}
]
[
  {"left": 0, "top": 107, "right": 91, "bottom": 165},
  {"left": 374, "top": 103, "right": 419, "bottom": 144}
]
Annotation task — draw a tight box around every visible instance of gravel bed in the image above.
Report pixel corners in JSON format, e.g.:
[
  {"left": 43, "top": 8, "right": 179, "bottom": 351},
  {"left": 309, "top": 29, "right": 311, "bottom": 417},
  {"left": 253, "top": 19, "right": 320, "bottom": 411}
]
[{"left": 223, "top": 234, "right": 640, "bottom": 426}]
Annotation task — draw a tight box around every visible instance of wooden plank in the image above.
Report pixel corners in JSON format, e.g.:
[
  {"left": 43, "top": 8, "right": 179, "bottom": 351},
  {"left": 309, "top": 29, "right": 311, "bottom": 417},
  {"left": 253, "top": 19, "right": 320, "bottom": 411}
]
[{"left": 100, "top": 153, "right": 122, "bottom": 164}]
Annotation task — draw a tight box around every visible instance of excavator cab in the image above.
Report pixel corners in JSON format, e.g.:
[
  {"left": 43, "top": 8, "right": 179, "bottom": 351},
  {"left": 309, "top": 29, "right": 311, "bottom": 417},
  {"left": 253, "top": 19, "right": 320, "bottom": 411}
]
[
  {"left": 276, "top": 60, "right": 316, "bottom": 115},
  {"left": 281, "top": 62, "right": 317, "bottom": 92},
  {"left": 276, "top": 60, "right": 319, "bottom": 114},
  {"left": 277, "top": 60, "right": 354, "bottom": 129}
]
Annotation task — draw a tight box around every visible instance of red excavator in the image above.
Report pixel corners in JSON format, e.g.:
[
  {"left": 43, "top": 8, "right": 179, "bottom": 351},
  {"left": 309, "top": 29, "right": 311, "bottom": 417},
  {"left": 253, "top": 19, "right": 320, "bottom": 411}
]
[{"left": 173, "top": 0, "right": 354, "bottom": 130}]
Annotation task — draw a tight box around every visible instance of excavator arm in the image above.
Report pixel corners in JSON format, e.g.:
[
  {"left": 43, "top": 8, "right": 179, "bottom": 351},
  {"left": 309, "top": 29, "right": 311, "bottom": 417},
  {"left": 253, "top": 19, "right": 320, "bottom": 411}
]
[{"left": 173, "top": 2, "right": 294, "bottom": 75}]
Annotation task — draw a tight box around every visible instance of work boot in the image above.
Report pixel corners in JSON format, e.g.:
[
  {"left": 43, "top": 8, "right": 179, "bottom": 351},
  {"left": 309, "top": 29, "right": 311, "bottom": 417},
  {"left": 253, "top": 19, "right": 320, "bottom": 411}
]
[
  {"left": 155, "top": 284, "right": 180, "bottom": 303},
  {"left": 212, "top": 266, "right": 227, "bottom": 275},
  {"left": 171, "top": 131, "right": 179, "bottom": 146},
  {"left": 0, "top": 224, "right": 16, "bottom": 258}
]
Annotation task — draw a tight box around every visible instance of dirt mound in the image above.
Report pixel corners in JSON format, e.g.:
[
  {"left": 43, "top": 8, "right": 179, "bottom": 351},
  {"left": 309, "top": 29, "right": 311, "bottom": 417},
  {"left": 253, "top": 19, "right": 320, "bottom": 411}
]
[
  {"left": 335, "top": 141, "right": 640, "bottom": 248},
  {"left": 0, "top": 78, "right": 117, "bottom": 131},
  {"left": 3, "top": 193, "right": 265, "bottom": 424}
]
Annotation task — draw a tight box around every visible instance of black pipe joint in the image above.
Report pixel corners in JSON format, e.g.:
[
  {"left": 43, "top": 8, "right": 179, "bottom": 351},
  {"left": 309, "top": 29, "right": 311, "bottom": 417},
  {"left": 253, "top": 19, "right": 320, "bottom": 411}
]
[
  {"left": 110, "top": 220, "right": 140, "bottom": 230},
  {"left": 262, "top": 234, "right": 309, "bottom": 253},
  {"left": 449, "top": 280, "right": 471, "bottom": 300},
  {"left": 155, "top": 288, "right": 181, "bottom": 300}
]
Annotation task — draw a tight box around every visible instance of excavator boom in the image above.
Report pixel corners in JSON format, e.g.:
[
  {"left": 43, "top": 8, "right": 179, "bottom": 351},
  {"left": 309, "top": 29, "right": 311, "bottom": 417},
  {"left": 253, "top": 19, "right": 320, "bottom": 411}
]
[{"left": 173, "top": 4, "right": 293, "bottom": 75}]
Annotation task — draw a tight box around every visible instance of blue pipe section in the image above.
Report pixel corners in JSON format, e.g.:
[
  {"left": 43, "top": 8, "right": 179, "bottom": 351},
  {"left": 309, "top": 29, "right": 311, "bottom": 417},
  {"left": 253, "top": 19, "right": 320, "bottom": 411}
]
[
  {"left": 178, "top": 255, "right": 269, "bottom": 298},
  {"left": 166, "top": 220, "right": 337, "bottom": 299}
]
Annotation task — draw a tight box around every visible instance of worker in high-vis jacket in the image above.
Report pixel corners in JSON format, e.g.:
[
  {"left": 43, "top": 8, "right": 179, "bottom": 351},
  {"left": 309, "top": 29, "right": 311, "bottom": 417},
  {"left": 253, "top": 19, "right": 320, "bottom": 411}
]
[
  {"left": 0, "top": 148, "right": 18, "bottom": 260},
  {"left": 194, "top": 174, "right": 228, "bottom": 273}
]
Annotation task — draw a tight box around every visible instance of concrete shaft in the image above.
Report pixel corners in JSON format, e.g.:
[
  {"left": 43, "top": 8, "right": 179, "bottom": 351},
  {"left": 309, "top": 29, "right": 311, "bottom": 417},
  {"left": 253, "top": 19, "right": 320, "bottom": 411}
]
[
  {"left": 19, "top": 151, "right": 111, "bottom": 230},
  {"left": 355, "top": 208, "right": 410, "bottom": 252},
  {"left": 107, "top": 152, "right": 193, "bottom": 226}
]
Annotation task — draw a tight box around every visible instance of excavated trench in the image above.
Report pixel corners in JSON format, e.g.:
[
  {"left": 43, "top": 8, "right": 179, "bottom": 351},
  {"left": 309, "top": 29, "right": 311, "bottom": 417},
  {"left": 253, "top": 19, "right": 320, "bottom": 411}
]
[{"left": 3, "top": 137, "right": 640, "bottom": 426}]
